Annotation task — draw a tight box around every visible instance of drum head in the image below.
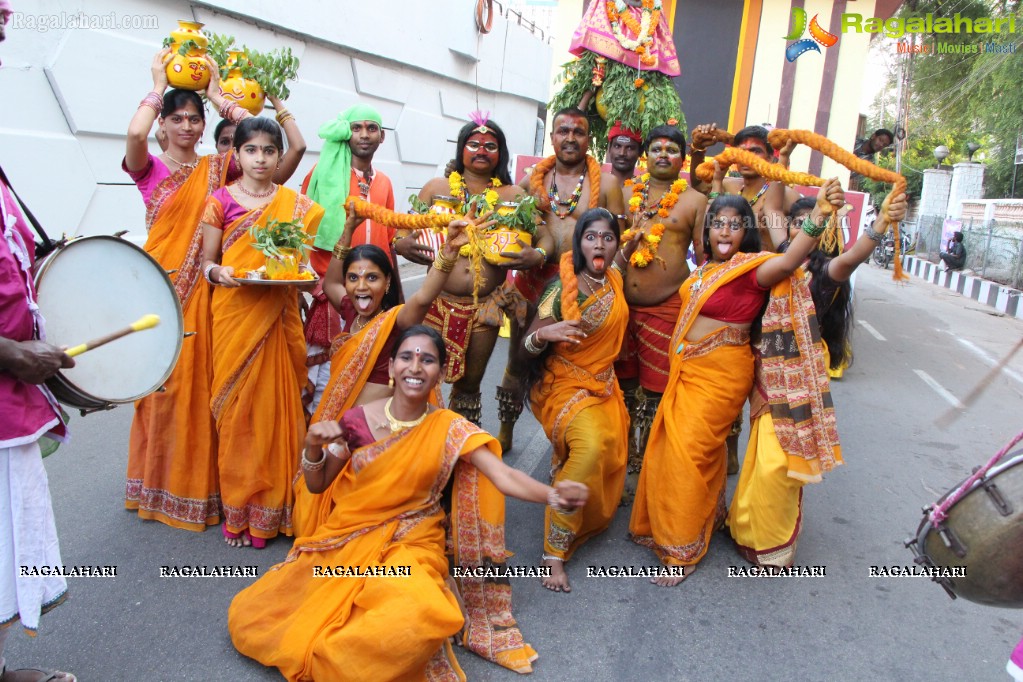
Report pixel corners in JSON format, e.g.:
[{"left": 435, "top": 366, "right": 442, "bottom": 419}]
[{"left": 34, "top": 236, "right": 183, "bottom": 403}]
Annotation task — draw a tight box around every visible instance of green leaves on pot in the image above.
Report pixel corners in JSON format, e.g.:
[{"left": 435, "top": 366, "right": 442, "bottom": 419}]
[
  {"left": 493, "top": 195, "right": 539, "bottom": 236},
  {"left": 238, "top": 46, "right": 301, "bottom": 100},
  {"left": 407, "top": 194, "right": 432, "bottom": 215}
]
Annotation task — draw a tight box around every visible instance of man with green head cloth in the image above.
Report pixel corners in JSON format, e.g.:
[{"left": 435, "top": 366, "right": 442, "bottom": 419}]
[
  {"left": 300, "top": 104, "right": 398, "bottom": 415},
  {"left": 301, "top": 103, "right": 394, "bottom": 277}
]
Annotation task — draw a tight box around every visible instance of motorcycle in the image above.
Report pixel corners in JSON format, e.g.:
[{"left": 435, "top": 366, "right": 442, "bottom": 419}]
[{"left": 873, "top": 232, "right": 910, "bottom": 269}]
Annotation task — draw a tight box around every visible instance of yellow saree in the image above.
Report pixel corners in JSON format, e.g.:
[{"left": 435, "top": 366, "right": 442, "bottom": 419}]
[
  {"left": 126, "top": 153, "right": 232, "bottom": 530},
  {"left": 630, "top": 252, "right": 774, "bottom": 566},
  {"left": 228, "top": 410, "right": 537, "bottom": 681},
  {"left": 530, "top": 268, "right": 629, "bottom": 560},
  {"left": 210, "top": 187, "right": 323, "bottom": 540}
]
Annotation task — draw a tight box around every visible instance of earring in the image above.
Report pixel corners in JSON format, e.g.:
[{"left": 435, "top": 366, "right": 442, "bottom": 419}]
[{"left": 388, "top": 376, "right": 394, "bottom": 388}]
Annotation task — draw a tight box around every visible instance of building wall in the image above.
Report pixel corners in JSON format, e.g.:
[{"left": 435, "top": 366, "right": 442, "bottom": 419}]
[{"left": 0, "top": 0, "right": 551, "bottom": 243}]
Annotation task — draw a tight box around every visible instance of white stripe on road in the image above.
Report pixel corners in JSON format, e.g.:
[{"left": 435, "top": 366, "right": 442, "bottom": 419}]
[
  {"left": 857, "top": 320, "right": 887, "bottom": 342},
  {"left": 950, "top": 336, "right": 1023, "bottom": 388},
  {"left": 913, "top": 369, "right": 965, "bottom": 409},
  {"left": 402, "top": 272, "right": 427, "bottom": 283}
]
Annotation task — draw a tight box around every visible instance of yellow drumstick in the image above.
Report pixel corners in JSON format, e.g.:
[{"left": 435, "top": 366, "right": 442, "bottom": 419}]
[{"left": 65, "top": 314, "right": 160, "bottom": 358}]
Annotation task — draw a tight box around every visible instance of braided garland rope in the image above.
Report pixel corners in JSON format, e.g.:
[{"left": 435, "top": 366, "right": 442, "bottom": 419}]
[
  {"left": 348, "top": 198, "right": 488, "bottom": 304},
  {"left": 694, "top": 128, "right": 909, "bottom": 280}
]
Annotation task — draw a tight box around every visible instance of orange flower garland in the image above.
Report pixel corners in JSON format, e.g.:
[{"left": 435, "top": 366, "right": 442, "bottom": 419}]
[
  {"left": 621, "top": 174, "right": 686, "bottom": 267},
  {"left": 604, "top": 0, "right": 660, "bottom": 66},
  {"left": 530, "top": 155, "right": 602, "bottom": 214},
  {"left": 559, "top": 251, "right": 581, "bottom": 322}
]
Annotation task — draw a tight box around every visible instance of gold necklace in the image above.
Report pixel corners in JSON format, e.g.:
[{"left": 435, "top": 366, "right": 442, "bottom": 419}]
[
  {"left": 580, "top": 271, "right": 606, "bottom": 295},
  {"left": 383, "top": 397, "right": 429, "bottom": 432},
  {"left": 350, "top": 310, "right": 380, "bottom": 334},
  {"left": 163, "top": 151, "right": 197, "bottom": 170},
  {"left": 235, "top": 182, "right": 278, "bottom": 199}
]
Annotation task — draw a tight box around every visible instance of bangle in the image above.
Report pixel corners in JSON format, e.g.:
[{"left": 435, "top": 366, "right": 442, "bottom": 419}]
[
  {"left": 204, "top": 263, "right": 219, "bottom": 285},
  {"left": 524, "top": 331, "right": 548, "bottom": 355},
  {"left": 139, "top": 91, "right": 163, "bottom": 115},
  {"left": 864, "top": 226, "right": 886, "bottom": 243},
  {"left": 433, "top": 249, "right": 457, "bottom": 273},
  {"left": 219, "top": 99, "right": 236, "bottom": 119},
  {"left": 534, "top": 246, "right": 548, "bottom": 265},
  {"left": 546, "top": 487, "right": 575, "bottom": 514},
  {"left": 690, "top": 145, "right": 707, "bottom": 154},
  {"left": 802, "top": 216, "right": 826, "bottom": 239},
  {"left": 708, "top": 192, "right": 720, "bottom": 199},
  {"left": 229, "top": 105, "right": 249, "bottom": 124},
  {"left": 333, "top": 244, "right": 352, "bottom": 261},
  {"left": 275, "top": 109, "right": 293, "bottom": 125},
  {"left": 301, "top": 449, "right": 326, "bottom": 471}
]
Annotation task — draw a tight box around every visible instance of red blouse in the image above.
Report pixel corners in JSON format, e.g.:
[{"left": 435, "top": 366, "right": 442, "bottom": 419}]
[{"left": 699, "top": 269, "right": 768, "bottom": 324}]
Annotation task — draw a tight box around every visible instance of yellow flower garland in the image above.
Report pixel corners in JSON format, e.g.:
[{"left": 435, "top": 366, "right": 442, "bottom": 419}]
[{"left": 621, "top": 174, "right": 687, "bottom": 268}]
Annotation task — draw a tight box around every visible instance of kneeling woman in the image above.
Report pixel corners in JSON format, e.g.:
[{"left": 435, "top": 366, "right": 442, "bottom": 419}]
[
  {"left": 523, "top": 208, "right": 634, "bottom": 593},
  {"left": 229, "top": 326, "right": 588, "bottom": 681},
  {"left": 201, "top": 117, "right": 322, "bottom": 547}
]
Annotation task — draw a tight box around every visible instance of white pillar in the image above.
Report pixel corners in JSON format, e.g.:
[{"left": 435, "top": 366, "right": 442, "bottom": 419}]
[
  {"left": 919, "top": 168, "right": 952, "bottom": 218},
  {"left": 949, "top": 162, "right": 986, "bottom": 219}
]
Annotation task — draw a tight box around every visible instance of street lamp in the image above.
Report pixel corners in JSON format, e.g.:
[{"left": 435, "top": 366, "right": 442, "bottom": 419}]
[
  {"left": 966, "top": 142, "right": 981, "bottom": 162},
  {"left": 934, "top": 145, "right": 950, "bottom": 168}
]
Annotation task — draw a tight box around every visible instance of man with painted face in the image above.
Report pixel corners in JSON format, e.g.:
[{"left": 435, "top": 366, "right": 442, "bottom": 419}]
[
  {"left": 616, "top": 125, "right": 706, "bottom": 501},
  {"left": 493, "top": 107, "right": 625, "bottom": 454},
  {"left": 394, "top": 117, "right": 530, "bottom": 426},
  {"left": 605, "top": 120, "right": 642, "bottom": 188}
]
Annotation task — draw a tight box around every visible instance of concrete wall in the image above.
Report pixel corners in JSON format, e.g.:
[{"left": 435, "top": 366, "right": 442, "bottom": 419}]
[
  {"left": 0, "top": 0, "right": 552, "bottom": 243},
  {"left": 919, "top": 168, "right": 952, "bottom": 218}
]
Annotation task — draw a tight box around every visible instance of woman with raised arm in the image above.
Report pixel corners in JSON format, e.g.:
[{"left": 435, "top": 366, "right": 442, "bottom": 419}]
[
  {"left": 200, "top": 117, "right": 322, "bottom": 548},
  {"left": 229, "top": 325, "right": 587, "bottom": 680},
  {"left": 630, "top": 179, "right": 845, "bottom": 586},
  {"left": 292, "top": 207, "right": 481, "bottom": 535},
  {"left": 728, "top": 191, "right": 907, "bottom": 567}
]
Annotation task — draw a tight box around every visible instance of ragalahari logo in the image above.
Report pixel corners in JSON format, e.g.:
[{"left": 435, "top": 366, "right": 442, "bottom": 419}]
[{"left": 784, "top": 7, "right": 839, "bottom": 61}]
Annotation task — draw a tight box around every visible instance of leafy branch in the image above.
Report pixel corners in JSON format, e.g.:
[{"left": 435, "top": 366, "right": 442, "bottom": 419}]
[{"left": 249, "top": 219, "right": 311, "bottom": 259}]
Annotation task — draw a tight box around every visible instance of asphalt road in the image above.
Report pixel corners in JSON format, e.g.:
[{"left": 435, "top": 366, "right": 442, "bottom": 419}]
[{"left": 10, "top": 262, "right": 1023, "bottom": 681}]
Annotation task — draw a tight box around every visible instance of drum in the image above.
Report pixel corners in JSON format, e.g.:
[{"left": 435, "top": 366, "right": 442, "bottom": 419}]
[
  {"left": 33, "top": 235, "right": 184, "bottom": 413},
  {"left": 905, "top": 453, "right": 1023, "bottom": 607}
]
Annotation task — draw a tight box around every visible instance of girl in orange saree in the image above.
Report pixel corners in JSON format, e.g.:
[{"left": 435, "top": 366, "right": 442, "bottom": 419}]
[
  {"left": 523, "top": 208, "right": 633, "bottom": 593},
  {"left": 292, "top": 207, "right": 472, "bottom": 536},
  {"left": 630, "top": 184, "right": 843, "bottom": 586},
  {"left": 122, "top": 53, "right": 246, "bottom": 531},
  {"left": 229, "top": 326, "right": 588, "bottom": 681},
  {"left": 201, "top": 118, "right": 322, "bottom": 547}
]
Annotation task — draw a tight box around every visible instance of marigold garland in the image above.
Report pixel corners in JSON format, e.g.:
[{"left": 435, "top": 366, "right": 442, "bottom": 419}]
[
  {"left": 530, "top": 155, "right": 602, "bottom": 213},
  {"left": 621, "top": 174, "right": 686, "bottom": 267},
  {"left": 605, "top": 0, "right": 661, "bottom": 65},
  {"left": 448, "top": 171, "right": 501, "bottom": 212},
  {"left": 559, "top": 251, "right": 581, "bottom": 322},
  {"left": 695, "top": 128, "right": 908, "bottom": 280}
]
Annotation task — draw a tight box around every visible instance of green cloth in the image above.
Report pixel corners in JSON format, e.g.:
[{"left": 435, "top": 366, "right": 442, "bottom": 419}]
[{"left": 307, "top": 104, "right": 383, "bottom": 251}]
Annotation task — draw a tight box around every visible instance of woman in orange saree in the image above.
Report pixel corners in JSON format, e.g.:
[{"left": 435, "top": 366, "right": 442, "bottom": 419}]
[
  {"left": 292, "top": 207, "right": 470, "bottom": 536},
  {"left": 727, "top": 192, "right": 906, "bottom": 567},
  {"left": 229, "top": 326, "right": 587, "bottom": 681},
  {"left": 522, "top": 208, "right": 632, "bottom": 593},
  {"left": 201, "top": 118, "right": 322, "bottom": 547},
  {"left": 630, "top": 184, "right": 844, "bottom": 586},
  {"left": 122, "top": 53, "right": 249, "bottom": 530}
]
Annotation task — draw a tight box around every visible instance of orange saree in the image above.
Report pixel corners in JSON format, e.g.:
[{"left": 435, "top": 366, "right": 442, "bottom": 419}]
[
  {"left": 126, "top": 153, "right": 232, "bottom": 530},
  {"left": 530, "top": 269, "right": 629, "bottom": 560},
  {"left": 209, "top": 187, "right": 323, "bottom": 540},
  {"left": 630, "top": 252, "right": 775, "bottom": 566},
  {"left": 229, "top": 410, "right": 537, "bottom": 681}
]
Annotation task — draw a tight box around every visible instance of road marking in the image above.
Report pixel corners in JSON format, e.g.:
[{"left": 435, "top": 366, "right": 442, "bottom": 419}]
[
  {"left": 913, "top": 369, "right": 965, "bottom": 409},
  {"left": 402, "top": 272, "right": 427, "bottom": 283},
  {"left": 857, "top": 320, "right": 887, "bottom": 341},
  {"left": 949, "top": 336, "right": 1023, "bottom": 388}
]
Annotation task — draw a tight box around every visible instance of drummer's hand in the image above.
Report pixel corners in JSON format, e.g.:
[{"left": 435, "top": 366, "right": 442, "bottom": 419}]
[
  {"left": 305, "top": 420, "right": 347, "bottom": 448},
  {"left": 394, "top": 233, "right": 434, "bottom": 265},
  {"left": 151, "top": 48, "right": 171, "bottom": 92},
  {"left": 0, "top": 339, "right": 75, "bottom": 385},
  {"left": 215, "top": 265, "right": 241, "bottom": 288}
]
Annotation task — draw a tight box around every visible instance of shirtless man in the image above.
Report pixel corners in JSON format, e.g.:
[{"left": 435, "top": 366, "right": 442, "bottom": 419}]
[
  {"left": 689, "top": 123, "right": 800, "bottom": 472},
  {"left": 495, "top": 107, "right": 625, "bottom": 453},
  {"left": 606, "top": 120, "right": 642, "bottom": 188},
  {"left": 393, "top": 118, "right": 528, "bottom": 426},
  {"left": 616, "top": 125, "right": 706, "bottom": 501}
]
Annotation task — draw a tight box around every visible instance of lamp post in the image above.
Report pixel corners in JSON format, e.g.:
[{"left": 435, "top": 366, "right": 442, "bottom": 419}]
[
  {"left": 934, "top": 145, "right": 950, "bottom": 169},
  {"left": 966, "top": 142, "right": 980, "bottom": 162}
]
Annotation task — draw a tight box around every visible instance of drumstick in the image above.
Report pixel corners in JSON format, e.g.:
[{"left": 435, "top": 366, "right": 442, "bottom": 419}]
[
  {"left": 936, "top": 335, "right": 1023, "bottom": 427},
  {"left": 65, "top": 314, "right": 161, "bottom": 358}
]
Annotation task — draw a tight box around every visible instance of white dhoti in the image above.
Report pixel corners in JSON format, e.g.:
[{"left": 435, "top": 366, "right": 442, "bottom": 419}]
[
  {"left": 306, "top": 343, "right": 331, "bottom": 416},
  {"left": 0, "top": 442, "right": 66, "bottom": 633}
]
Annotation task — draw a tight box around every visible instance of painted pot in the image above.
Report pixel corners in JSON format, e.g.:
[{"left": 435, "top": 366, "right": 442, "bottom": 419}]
[
  {"left": 265, "top": 248, "right": 302, "bottom": 280},
  {"left": 165, "top": 20, "right": 211, "bottom": 91},
  {"left": 221, "top": 50, "right": 266, "bottom": 116}
]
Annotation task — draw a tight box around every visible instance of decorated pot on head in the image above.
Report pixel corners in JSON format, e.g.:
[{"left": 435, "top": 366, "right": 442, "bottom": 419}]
[
  {"left": 165, "top": 20, "right": 211, "bottom": 91},
  {"left": 220, "top": 50, "right": 266, "bottom": 116}
]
